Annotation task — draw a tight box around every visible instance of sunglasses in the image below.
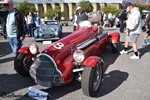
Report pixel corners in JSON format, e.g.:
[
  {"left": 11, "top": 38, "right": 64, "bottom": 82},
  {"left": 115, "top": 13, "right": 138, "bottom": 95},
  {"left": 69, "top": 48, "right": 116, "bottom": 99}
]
[{"left": 4, "top": 4, "right": 9, "bottom": 7}]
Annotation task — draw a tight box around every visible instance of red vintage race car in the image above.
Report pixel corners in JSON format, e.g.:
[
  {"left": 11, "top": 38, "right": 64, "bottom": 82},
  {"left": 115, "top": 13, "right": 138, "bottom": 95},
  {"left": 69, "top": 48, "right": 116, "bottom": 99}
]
[{"left": 14, "top": 21, "right": 120, "bottom": 97}]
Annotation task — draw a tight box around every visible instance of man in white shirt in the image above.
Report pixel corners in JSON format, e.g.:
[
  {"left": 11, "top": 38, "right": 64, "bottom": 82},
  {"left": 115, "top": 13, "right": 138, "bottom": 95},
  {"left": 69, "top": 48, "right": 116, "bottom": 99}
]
[{"left": 120, "top": 2, "right": 142, "bottom": 59}]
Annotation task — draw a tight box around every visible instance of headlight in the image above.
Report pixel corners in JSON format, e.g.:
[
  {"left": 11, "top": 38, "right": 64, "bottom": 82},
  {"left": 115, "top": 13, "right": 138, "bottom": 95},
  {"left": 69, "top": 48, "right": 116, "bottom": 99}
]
[
  {"left": 39, "top": 29, "right": 44, "bottom": 33},
  {"left": 51, "top": 28, "right": 56, "bottom": 32},
  {"left": 29, "top": 44, "right": 39, "bottom": 55},
  {"left": 73, "top": 50, "right": 85, "bottom": 63}
]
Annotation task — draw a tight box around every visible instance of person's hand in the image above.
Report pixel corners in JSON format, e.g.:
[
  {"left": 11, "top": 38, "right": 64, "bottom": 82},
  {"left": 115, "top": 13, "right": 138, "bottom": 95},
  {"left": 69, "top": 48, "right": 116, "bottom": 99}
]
[
  {"left": 124, "top": 28, "right": 128, "bottom": 33},
  {"left": 20, "top": 36, "right": 25, "bottom": 41},
  {"left": 146, "top": 28, "right": 149, "bottom": 33},
  {"left": 145, "top": 26, "right": 149, "bottom": 33}
]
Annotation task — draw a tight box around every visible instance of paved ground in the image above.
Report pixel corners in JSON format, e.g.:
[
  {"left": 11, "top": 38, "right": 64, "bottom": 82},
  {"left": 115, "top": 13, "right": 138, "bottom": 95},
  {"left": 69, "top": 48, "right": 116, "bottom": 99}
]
[{"left": 0, "top": 24, "right": 150, "bottom": 100}]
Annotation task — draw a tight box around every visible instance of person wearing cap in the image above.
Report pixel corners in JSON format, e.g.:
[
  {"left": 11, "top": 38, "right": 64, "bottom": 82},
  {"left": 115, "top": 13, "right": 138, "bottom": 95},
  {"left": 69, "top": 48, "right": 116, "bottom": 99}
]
[
  {"left": 120, "top": 2, "right": 142, "bottom": 59},
  {"left": 0, "top": 0, "right": 28, "bottom": 56},
  {"left": 76, "top": 6, "right": 87, "bottom": 26}
]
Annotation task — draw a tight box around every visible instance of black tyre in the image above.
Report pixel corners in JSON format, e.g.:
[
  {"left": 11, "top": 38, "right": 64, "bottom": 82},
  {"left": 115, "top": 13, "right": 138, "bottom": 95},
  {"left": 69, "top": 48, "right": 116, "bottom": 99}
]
[
  {"left": 111, "top": 42, "right": 120, "bottom": 53},
  {"left": 14, "top": 53, "right": 33, "bottom": 77},
  {"left": 81, "top": 63, "right": 103, "bottom": 97}
]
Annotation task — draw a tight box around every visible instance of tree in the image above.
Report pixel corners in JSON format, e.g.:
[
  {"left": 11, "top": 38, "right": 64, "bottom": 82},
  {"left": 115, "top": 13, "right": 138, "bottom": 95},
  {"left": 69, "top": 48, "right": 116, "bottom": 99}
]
[
  {"left": 133, "top": 3, "right": 148, "bottom": 19},
  {"left": 16, "top": 1, "right": 36, "bottom": 16},
  {"left": 78, "top": 0, "right": 93, "bottom": 13},
  {"left": 101, "top": 5, "right": 121, "bottom": 15},
  {"left": 43, "top": 6, "right": 65, "bottom": 20}
]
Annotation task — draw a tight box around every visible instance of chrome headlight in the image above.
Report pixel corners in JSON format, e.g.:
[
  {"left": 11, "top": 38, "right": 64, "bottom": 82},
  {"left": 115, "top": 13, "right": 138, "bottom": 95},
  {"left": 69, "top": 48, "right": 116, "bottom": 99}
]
[
  {"left": 39, "top": 29, "right": 44, "bottom": 33},
  {"left": 51, "top": 28, "right": 56, "bottom": 32},
  {"left": 29, "top": 44, "right": 39, "bottom": 55},
  {"left": 73, "top": 50, "right": 85, "bottom": 63}
]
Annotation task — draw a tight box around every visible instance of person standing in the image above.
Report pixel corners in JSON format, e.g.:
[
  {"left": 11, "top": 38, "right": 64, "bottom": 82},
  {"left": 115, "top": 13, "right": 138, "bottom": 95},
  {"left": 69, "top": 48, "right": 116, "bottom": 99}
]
[
  {"left": 102, "top": 12, "right": 107, "bottom": 28},
  {"left": 0, "top": 0, "right": 27, "bottom": 56},
  {"left": 33, "top": 12, "right": 41, "bottom": 28},
  {"left": 120, "top": 2, "right": 142, "bottom": 59},
  {"left": 119, "top": 10, "right": 127, "bottom": 33},
  {"left": 108, "top": 12, "right": 113, "bottom": 27},
  {"left": 55, "top": 13, "right": 61, "bottom": 22},
  {"left": 27, "top": 12, "right": 34, "bottom": 37},
  {"left": 143, "top": 13, "right": 150, "bottom": 45},
  {"left": 72, "top": 10, "right": 78, "bottom": 31},
  {"left": 76, "top": 6, "right": 87, "bottom": 26},
  {"left": 96, "top": 10, "right": 102, "bottom": 26}
]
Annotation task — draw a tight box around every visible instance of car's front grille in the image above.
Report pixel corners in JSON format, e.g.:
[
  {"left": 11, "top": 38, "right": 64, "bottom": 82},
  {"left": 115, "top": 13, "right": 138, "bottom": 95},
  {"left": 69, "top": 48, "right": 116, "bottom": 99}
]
[
  {"left": 42, "top": 34, "right": 53, "bottom": 38},
  {"left": 30, "top": 54, "right": 63, "bottom": 87}
]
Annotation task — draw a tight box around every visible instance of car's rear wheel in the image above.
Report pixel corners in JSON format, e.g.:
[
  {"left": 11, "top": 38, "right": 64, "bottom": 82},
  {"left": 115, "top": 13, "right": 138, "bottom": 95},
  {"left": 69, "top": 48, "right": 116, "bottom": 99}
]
[
  {"left": 14, "top": 53, "right": 33, "bottom": 77},
  {"left": 81, "top": 63, "right": 103, "bottom": 97}
]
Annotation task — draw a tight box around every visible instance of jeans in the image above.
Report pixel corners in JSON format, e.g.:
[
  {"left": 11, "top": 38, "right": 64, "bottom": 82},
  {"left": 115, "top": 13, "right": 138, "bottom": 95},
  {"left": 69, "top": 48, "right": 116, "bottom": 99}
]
[
  {"left": 27, "top": 24, "right": 34, "bottom": 37},
  {"left": 120, "top": 21, "right": 126, "bottom": 33},
  {"left": 8, "top": 37, "right": 22, "bottom": 55}
]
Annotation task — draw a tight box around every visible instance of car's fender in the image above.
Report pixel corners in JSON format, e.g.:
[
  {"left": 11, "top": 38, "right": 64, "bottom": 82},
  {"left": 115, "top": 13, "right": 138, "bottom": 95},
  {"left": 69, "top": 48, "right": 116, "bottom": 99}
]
[
  {"left": 18, "top": 47, "right": 36, "bottom": 58},
  {"left": 83, "top": 56, "right": 104, "bottom": 68},
  {"left": 109, "top": 32, "right": 120, "bottom": 44}
]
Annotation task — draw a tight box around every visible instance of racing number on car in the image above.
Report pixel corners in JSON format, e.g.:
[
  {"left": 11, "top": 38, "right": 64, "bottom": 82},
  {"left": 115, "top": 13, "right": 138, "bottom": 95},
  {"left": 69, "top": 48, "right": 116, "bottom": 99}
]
[{"left": 53, "top": 42, "right": 64, "bottom": 49}]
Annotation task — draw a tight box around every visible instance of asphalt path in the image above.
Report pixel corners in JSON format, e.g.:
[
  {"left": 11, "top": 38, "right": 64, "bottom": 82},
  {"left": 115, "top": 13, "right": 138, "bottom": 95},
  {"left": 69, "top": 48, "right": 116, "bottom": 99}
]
[{"left": 0, "top": 24, "right": 150, "bottom": 100}]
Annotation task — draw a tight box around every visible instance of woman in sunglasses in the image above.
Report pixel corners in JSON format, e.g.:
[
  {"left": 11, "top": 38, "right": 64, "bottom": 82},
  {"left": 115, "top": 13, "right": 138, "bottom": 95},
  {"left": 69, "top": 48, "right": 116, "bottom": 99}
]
[{"left": 0, "top": 0, "right": 28, "bottom": 56}]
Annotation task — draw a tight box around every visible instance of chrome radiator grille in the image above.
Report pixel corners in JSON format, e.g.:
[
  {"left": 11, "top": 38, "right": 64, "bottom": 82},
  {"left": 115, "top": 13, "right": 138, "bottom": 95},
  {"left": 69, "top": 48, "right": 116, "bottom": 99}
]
[{"left": 30, "top": 54, "right": 63, "bottom": 87}]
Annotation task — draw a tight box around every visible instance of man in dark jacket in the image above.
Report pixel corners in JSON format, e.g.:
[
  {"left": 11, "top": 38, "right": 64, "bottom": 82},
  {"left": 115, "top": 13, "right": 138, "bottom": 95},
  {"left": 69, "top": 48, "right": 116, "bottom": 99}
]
[
  {"left": 119, "top": 10, "right": 127, "bottom": 33},
  {"left": 0, "top": 0, "right": 28, "bottom": 55},
  {"left": 76, "top": 6, "right": 87, "bottom": 26}
]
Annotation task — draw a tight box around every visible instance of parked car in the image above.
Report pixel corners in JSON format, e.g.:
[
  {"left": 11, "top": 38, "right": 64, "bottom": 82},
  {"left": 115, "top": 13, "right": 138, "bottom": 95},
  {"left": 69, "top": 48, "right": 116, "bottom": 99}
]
[
  {"left": 14, "top": 21, "right": 120, "bottom": 97},
  {"left": 34, "top": 20, "right": 62, "bottom": 42}
]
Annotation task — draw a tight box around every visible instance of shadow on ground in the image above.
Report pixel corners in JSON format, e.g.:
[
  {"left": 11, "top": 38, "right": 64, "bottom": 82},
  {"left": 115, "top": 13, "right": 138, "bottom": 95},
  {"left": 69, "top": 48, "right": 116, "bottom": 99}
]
[
  {"left": 0, "top": 74, "right": 35, "bottom": 99},
  {"left": 0, "top": 41, "right": 12, "bottom": 58},
  {"left": 97, "top": 70, "right": 128, "bottom": 97}
]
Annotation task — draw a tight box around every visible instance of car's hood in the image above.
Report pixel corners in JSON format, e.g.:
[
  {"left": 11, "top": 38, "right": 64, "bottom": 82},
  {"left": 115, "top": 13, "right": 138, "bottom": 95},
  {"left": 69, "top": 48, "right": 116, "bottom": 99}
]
[{"left": 41, "top": 27, "right": 95, "bottom": 55}]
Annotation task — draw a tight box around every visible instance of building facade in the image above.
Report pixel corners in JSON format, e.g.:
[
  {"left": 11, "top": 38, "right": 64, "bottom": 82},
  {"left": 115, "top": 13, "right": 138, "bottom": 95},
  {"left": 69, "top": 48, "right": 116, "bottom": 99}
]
[
  {"left": 1, "top": 0, "right": 125, "bottom": 19},
  {"left": 9, "top": 0, "right": 126, "bottom": 19}
]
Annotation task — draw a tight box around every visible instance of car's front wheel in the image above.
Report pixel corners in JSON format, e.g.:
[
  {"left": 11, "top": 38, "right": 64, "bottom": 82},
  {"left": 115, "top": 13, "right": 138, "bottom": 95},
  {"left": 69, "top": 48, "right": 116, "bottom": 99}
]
[
  {"left": 14, "top": 53, "right": 33, "bottom": 77},
  {"left": 81, "top": 63, "right": 103, "bottom": 97}
]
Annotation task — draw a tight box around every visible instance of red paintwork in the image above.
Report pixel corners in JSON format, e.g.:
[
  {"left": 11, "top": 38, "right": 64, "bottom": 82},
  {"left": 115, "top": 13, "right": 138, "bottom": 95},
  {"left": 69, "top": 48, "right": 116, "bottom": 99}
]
[
  {"left": 83, "top": 56, "right": 103, "bottom": 67},
  {"left": 18, "top": 26, "right": 119, "bottom": 85},
  {"left": 18, "top": 47, "right": 40, "bottom": 58},
  {"left": 109, "top": 32, "right": 120, "bottom": 44},
  {"left": 18, "top": 47, "right": 33, "bottom": 57}
]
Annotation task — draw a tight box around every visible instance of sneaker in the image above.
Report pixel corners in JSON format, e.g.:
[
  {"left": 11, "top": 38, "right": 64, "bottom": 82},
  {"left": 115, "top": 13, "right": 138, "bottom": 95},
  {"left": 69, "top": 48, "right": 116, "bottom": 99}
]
[
  {"left": 143, "top": 39, "right": 147, "bottom": 45},
  {"left": 129, "top": 55, "right": 139, "bottom": 59},
  {"left": 147, "top": 39, "right": 150, "bottom": 45},
  {"left": 120, "top": 50, "right": 128, "bottom": 55}
]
